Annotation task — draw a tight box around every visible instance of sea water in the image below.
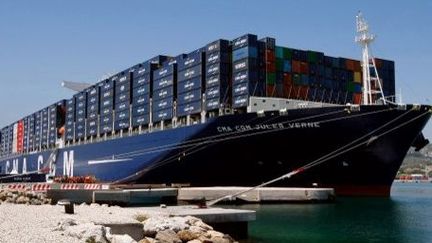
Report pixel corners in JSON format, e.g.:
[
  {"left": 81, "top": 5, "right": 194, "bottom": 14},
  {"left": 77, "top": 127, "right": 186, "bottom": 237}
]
[{"left": 230, "top": 182, "right": 432, "bottom": 243}]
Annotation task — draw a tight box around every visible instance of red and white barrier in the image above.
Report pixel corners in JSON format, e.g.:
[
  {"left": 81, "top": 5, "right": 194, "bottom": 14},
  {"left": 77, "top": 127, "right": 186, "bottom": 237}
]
[
  {"left": 84, "top": 184, "right": 101, "bottom": 190},
  {"left": 7, "top": 184, "right": 27, "bottom": 190},
  {"left": 60, "top": 184, "right": 80, "bottom": 190},
  {"left": 32, "top": 184, "right": 51, "bottom": 192}
]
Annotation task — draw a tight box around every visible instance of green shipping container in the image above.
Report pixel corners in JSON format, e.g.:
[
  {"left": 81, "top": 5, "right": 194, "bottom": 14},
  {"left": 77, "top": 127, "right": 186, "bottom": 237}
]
[
  {"left": 275, "top": 46, "right": 284, "bottom": 59},
  {"left": 275, "top": 59, "right": 283, "bottom": 71},
  {"left": 283, "top": 48, "right": 292, "bottom": 59},
  {"left": 266, "top": 73, "right": 276, "bottom": 85},
  {"left": 347, "top": 82, "right": 355, "bottom": 92}
]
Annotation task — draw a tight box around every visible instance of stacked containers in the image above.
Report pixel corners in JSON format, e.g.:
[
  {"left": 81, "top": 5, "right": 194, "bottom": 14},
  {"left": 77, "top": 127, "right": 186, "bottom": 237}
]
[
  {"left": 48, "top": 100, "right": 66, "bottom": 147},
  {"left": 343, "top": 58, "right": 361, "bottom": 104},
  {"left": 8, "top": 126, "right": 13, "bottom": 154},
  {"left": 177, "top": 49, "right": 205, "bottom": 117},
  {"left": 86, "top": 85, "right": 100, "bottom": 137},
  {"left": 152, "top": 58, "right": 178, "bottom": 123},
  {"left": 41, "top": 108, "right": 49, "bottom": 148},
  {"left": 114, "top": 70, "right": 132, "bottom": 131},
  {"left": 205, "top": 39, "right": 231, "bottom": 111},
  {"left": 34, "top": 111, "right": 42, "bottom": 150},
  {"left": 28, "top": 115, "right": 35, "bottom": 151},
  {"left": 131, "top": 62, "right": 154, "bottom": 128},
  {"left": 65, "top": 98, "right": 75, "bottom": 142},
  {"left": 0, "top": 128, "right": 5, "bottom": 156},
  {"left": 99, "top": 77, "right": 115, "bottom": 135},
  {"left": 74, "top": 91, "right": 87, "bottom": 139},
  {"left": 305, "top": 51, "right": 325, "bottom": 102},
  {"left": 262, "top": 37, "right": 278, "bottom": 97},
  {"left": 17, "top": 120, "right": 24, "bottom": 153},
  {"left": 232, "top": 34, "right": 264, "bottom": 108},
  {"left": 290, "top": 49, "right": 310, "bottom": 100},
  {"left": 23, "top": 118, "right": 29, "bottom": 152}
]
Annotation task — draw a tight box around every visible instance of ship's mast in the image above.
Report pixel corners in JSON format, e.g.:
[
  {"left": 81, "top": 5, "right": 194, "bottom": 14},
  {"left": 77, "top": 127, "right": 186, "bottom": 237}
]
[{"left": 355, "top": 12, "right": 386, "bottom": 105}]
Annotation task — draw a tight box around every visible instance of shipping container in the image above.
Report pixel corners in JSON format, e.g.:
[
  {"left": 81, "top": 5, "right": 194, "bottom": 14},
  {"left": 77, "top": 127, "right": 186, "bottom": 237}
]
[
  {"left": 132, "top": 104, "right": 150, "bottom": 117},
  {"left": 177, "top": 50, "right": 204, "bottom": 71},
  {"left": 153, "top": 97, "right": 174, "bottom": 111},
  {"left": 232, "top": 34, "right": 257, "bottom": 50},
  {"left": 132, "top": 94, "right": 150, "bottom": 107},
  {"left": 178, "top": 76, "right": 202, "bottom": 94},
  {"left": 152, "top": 86, "right": 174, "bottom": 101},
  {"left": 153, "top": 65, "right": 175, "bottom": 80},
  {"left": 177, "top": 100, "right": 202, "bottom": 117},
  {"left": 133, "top": 82, "right": 151, "bottom": 97},
  {"left": 133, "top": 73, "right": 151, "bottom": 88},
  {"left": 115, "top": 109, "right": 130, "bottom": 122},
  {"left": 206, "top": 63, "right": 230, "bottom": 77},
  {"left": 178, "top": 64, "right": 203, "bottom": 82},
  {"left": 153, "top": 75, "right": 174, "bottom": 91},
  {"left": 177, "top": 88, "right": 202, "bottom": 105},
  {"left": 132, "top": 114, "right": 150, "bottom": 127},
  {"left": 152, "top": 108, "right": 173, "bottom": 123},
  {"left": 206, "top": 39, "right": 230, "bottom": 54},
  {"left": 206, "top": 52, "right": 230, "bottom": 65}
]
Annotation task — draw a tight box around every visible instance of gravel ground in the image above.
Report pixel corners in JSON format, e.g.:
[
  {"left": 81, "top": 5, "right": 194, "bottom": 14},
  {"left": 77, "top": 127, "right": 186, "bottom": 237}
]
[{"left": 0, "top": 203, "right": 145, "bottom": 243}]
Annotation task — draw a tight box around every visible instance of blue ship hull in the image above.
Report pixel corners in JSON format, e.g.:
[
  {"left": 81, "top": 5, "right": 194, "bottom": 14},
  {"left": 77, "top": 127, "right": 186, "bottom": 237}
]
[{"left": 0, "top": 104, "right": 430, "bottom": 196}]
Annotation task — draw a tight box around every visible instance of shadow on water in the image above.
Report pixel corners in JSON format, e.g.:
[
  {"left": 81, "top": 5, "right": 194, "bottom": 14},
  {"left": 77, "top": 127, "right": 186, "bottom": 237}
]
[{"left": 225, "top": 183, "right": 432, "bottom": 243}]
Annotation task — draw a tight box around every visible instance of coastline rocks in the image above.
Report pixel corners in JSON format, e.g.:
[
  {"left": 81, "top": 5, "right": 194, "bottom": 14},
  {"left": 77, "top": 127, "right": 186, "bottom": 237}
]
[
  {"left": 143, "top": 216, "right": 189, "bottom": 236},
  {"left": 155, "top": 229, "right": 182, "bottom": 243},
  {"left": 0, "top": 189, "right": 50, "bottom": 205}
]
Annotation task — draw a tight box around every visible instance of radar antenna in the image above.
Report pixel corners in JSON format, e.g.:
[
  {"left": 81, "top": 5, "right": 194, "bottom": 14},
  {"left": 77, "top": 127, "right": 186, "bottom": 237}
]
[
  {"left": 355, "top": 11, "right": 386, "bottom": 105},
  {"left": 61, "top": 81, "right": 92, "bottom": 92}
]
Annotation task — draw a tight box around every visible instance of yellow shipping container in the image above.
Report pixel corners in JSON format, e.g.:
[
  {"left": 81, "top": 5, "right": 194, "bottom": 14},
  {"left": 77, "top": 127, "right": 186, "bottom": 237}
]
[{"left": 354, "top": 72, "right": 362, "bottom": 83}]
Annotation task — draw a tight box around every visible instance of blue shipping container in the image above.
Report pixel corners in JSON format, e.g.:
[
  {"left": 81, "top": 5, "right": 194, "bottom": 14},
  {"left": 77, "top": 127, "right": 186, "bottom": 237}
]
[
  {"left": 153, "top": 97, "right": 174, "bottom": 111},
  {"left": 232, "top": 46, "right": 258, "bottom": 62},
  {"left": 177, "top": 76, "right": 202, "bottom": 94},
  {"left": 206, "top": 63, "right": 230, "bottom": 77},
  {"left": 177, "top": 88, "right": 202, "bottom": 105},
  {"left": 178, "top": 65, "right": 202, "bottom": 82},
  {"left": 132, "top": 114, "right": 150, "bottom": 127},
  {"left": 152, "top": 108, "right": 173, "bottom": 123},
  {"left": 153, "top": 76, "right": 174, "bottom": 91},
  {"left": 177, "top": 100, "right": 202, "bottom": 117}
]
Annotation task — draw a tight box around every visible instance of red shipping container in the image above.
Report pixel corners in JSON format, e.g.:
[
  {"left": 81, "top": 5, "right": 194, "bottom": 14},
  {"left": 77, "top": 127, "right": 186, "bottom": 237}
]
[
  {"left": 345, "top": 59, "right": 355, "bottom": 71},
  {"left": 300, "top": 62, "right": 309, "bottom": 74},
  {"left": 292, "top": 60, "right": 301, "bottom": 73},
  {"left": 265, "top": 50, "right": 275, "bottom": 62},
  {"left": 353, "top": 60, "right": 361, "bottom": 72},
  {"left": 283, "top": 73, "right": 293, "bottom": 84},
  {"left": 266, "top": 62, "right": 276, "bottom": 73},
  {"left": 353, "top": 93, "right": 362, "bottom": 104}
]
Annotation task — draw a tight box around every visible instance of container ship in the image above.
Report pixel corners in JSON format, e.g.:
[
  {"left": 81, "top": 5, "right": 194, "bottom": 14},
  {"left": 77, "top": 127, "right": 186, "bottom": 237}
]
[{"left": 0, "top": 14, "right": 430, "bottom": 196}]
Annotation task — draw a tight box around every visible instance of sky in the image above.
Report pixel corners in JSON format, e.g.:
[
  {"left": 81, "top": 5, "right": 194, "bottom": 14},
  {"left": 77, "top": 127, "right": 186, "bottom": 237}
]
[{"left": 0, "top": 0, "right": 431, "bottom": 137}]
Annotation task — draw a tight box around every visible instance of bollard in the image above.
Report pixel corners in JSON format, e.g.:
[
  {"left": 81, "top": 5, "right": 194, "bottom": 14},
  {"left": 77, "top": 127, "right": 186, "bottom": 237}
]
[{"left": 58, "top": 199, "right": 74, "bottom": 214}]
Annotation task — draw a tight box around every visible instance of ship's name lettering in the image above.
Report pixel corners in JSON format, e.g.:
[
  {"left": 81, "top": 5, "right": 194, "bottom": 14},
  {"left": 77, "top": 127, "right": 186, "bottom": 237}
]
[{"left": 217, "top": 122, "right": 320, "bottom": 133}]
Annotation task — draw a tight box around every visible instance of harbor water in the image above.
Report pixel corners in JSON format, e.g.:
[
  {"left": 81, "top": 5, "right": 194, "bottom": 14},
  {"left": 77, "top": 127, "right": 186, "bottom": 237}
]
[{"left": 230, "top": 182, "right": 432, "bottom": 243}]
